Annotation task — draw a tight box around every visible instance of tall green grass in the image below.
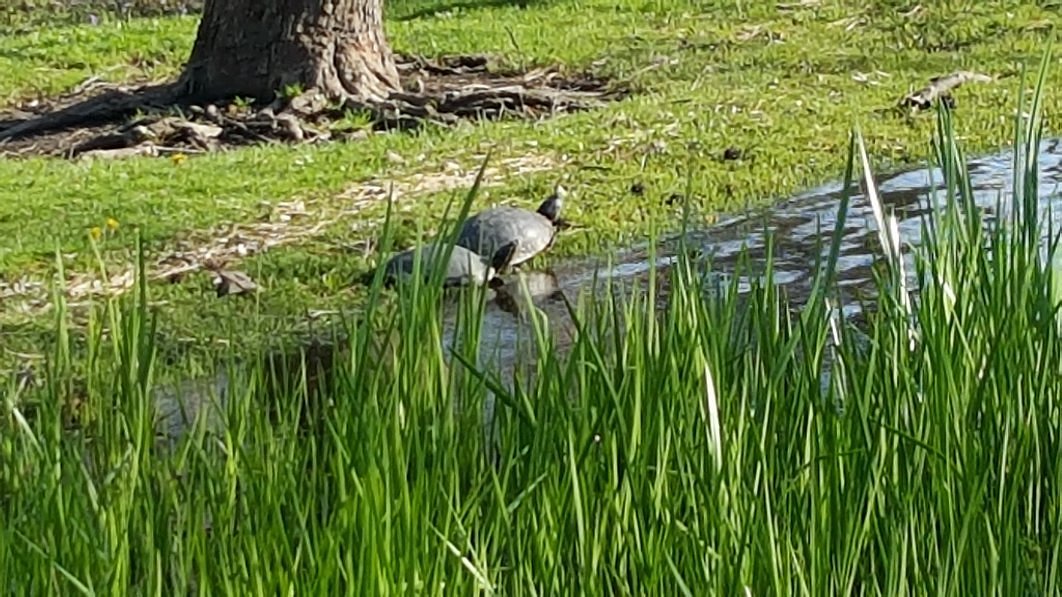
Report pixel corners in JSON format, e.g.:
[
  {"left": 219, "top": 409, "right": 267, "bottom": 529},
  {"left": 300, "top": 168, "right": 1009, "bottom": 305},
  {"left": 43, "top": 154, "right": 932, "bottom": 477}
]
[{"left": 2, "top": 57, "right": 1061, "bottom": 594}]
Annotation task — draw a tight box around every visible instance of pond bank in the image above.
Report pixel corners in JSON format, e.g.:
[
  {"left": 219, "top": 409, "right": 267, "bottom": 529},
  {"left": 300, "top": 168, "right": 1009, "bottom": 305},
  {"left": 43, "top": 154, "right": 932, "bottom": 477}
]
[{"left": 151, "top": 137, "right": 1062, "bottom": 443}]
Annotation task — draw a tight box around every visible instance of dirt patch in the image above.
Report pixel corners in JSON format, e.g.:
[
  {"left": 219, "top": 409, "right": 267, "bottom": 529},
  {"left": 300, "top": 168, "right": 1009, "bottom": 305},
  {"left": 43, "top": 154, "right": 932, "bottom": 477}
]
[
  {"left": 0, "top": 53, "right": 628, "bottom": 159},
  {"left": 0, "top": 153, "right": 562, "bottom": 315}
]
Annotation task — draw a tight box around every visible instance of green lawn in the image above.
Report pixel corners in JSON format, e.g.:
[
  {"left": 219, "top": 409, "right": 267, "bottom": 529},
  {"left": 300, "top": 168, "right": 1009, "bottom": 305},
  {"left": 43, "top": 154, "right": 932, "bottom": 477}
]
[
  {"left": 3, "top": 97, "right": 1061, "bottom": 592},
  {"left": 3, "top": 3, "right": 1062, "bottom": 592},
  {"left": 0, "top": 0, "right": 1057, "bottom": 367}
]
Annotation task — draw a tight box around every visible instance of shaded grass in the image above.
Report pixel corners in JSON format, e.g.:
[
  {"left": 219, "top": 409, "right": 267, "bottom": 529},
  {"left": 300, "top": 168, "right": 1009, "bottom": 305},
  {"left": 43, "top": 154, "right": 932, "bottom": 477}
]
[
  {"left": 0, "top": 0, "right": 1058, "bottom": 367},
  {"left": 0, "top": 16, "right": 191, "bottom": 104},
  {"left": 1, "top": 56, "right": 1061, "bottom": 593}
]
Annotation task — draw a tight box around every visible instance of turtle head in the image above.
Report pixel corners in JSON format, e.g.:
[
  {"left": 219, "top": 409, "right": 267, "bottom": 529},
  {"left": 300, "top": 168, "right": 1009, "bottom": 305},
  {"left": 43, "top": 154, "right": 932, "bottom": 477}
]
[{"left": 536, "top": 184, "right": 566, "bottom": 223}]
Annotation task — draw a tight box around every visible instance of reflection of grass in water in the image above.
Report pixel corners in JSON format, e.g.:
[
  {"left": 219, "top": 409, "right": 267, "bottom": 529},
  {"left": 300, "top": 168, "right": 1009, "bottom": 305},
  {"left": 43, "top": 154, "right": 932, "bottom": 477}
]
[{"left": 3, "top": 54, "right": 1061, "bottom": 593}]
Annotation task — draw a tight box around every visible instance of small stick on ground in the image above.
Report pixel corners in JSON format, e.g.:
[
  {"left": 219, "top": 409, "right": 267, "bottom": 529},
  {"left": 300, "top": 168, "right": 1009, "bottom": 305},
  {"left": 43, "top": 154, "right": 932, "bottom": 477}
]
[{"left": 900, "top": 71, "right": 994, "bottom": 112}]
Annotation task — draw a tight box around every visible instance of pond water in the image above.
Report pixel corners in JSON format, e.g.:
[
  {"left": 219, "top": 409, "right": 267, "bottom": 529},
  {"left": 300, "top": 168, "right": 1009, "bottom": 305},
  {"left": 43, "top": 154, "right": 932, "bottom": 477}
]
[{"left": 154, "top": 140, "right": 1062, "bottom": 444}]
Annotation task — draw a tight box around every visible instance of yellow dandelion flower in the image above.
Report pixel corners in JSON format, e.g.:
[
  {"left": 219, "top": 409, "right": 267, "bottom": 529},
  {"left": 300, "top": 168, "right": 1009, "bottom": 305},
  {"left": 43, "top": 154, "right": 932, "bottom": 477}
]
[
  {"left": 171, "top": 153, "right": 187, "bottom": 166},
  {"left": 89, "top": 226, "right": 102, "bottom": 240},
  {"left": 105, "top": 217, "right": 119, "bottom": 231}
]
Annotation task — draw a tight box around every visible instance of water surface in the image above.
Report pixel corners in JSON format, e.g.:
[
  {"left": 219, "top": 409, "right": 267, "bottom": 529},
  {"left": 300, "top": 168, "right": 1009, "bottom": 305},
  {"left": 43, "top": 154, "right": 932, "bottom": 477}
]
[{"left": 155, "top": 141, "right": 1062, "bottom": 442}]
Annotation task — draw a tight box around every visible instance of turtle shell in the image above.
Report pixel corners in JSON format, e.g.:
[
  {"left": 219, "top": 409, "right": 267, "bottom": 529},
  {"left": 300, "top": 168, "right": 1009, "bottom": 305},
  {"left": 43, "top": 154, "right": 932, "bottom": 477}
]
[
  {"left": 456, "top": 206, "right": 556, "bottom": 268},
  {"left": 384, "top": 243, "right": 495, "bottom": 287}
]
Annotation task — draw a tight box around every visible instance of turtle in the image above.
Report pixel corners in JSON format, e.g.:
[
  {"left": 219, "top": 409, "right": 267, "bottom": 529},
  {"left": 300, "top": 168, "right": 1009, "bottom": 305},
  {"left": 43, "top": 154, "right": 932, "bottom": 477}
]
[
  {"left": 455, "top": 185, "right": 566, "bottom": 271},
  {"left": 382, "top": 240, "right": 518, "bottom": 289}
]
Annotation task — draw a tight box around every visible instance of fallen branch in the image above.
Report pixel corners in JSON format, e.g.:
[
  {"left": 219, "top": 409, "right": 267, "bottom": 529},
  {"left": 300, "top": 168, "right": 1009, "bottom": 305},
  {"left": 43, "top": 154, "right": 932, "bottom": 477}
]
[
  {"left": 67, "top": 116, "right": 224, "bottom": 157},
  {"left": 211, "top": 268, "right": 259, "bottom": 298},
  {"left": 900, "top": 71, "right": 994, "bottom": 111},
  {"left": 78, "top": 144, "right": 160, "bottom": 160}
]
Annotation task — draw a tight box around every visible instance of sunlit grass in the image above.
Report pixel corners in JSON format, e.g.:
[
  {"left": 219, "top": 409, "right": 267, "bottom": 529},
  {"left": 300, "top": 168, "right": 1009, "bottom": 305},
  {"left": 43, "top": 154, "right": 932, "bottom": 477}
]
[
  {"left": 1, "top": 0, "right": 1058, "bottom": 368},
  {"left": 1, "top": 49, "right": 1060, "bottom": 594}
]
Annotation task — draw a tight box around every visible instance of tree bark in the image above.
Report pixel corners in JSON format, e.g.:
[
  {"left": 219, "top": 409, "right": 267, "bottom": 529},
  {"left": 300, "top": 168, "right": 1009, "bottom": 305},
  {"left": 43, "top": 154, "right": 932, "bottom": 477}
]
[{"left": 180, "top": 0, "right": 401, "bottom": 104}]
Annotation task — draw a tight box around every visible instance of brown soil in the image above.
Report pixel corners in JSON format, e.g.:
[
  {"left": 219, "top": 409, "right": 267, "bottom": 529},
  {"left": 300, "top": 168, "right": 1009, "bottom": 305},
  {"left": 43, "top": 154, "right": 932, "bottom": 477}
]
[{"left": 0, "top": 53, "right": 628, "bottom": 159}]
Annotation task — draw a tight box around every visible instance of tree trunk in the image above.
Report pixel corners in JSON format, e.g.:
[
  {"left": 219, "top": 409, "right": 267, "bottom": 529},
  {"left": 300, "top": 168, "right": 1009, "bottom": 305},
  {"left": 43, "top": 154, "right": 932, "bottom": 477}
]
[{"left": 180, "top": 0, "right": 400, "bottom": 104}]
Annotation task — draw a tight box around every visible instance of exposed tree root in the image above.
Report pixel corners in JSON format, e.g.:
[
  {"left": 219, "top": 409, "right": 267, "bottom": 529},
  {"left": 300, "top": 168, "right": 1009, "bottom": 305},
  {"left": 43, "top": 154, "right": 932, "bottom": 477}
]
[
  {"left": 0, "top": 83, "right": 182, "bottom": 145},
  {"left": 0, "top": 53, "right": 629, "bottom": 159}
]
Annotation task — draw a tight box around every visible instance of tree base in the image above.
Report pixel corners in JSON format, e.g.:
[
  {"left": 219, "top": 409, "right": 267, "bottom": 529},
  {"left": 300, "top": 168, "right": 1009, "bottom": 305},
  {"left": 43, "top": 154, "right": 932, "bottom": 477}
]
[{"left": 0, "top": 54, "right": 628, "bottom": 159}]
